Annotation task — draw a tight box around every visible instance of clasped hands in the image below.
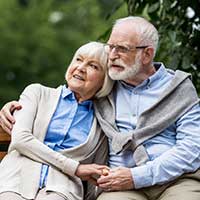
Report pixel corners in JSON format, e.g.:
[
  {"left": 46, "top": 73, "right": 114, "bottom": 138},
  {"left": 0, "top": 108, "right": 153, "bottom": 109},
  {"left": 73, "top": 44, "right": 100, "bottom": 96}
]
[{"left": 75, "top": 164, "right": 134, "bottom": 191}]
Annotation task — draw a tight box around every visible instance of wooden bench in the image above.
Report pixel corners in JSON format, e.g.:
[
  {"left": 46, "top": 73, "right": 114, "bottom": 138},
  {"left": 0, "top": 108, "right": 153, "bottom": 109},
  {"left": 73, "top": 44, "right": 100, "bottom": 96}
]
[{"left": 0, "top": 127, "right": 11, "bottom": 160}]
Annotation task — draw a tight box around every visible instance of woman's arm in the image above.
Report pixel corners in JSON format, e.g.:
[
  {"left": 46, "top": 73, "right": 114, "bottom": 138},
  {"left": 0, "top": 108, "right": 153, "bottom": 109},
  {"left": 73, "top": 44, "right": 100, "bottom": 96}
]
[
  {"left": 10, "top": 84, "right": 107, "bottom": 180},
  {"left": 10, "top": 84, "right": 80, "bottom": 176}
]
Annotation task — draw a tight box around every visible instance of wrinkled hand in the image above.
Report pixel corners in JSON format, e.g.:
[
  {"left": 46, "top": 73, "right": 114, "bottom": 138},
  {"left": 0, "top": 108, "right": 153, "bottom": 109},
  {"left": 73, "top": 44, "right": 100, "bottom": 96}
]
[
  {"left": 75, "top": 164, "right": 110, "bottom": 185},
  {"left": 97, "top": 167, "right": 134, "bottom": 191},
  {"left": 0, "top": 101, "right": 22, "bottom": 134}
]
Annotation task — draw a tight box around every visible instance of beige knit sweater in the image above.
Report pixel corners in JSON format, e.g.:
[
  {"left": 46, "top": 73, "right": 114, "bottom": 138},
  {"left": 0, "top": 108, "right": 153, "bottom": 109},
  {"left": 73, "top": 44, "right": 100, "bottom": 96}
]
[{"left": 0, "top": 84, "right": 108, "bottom": 200}]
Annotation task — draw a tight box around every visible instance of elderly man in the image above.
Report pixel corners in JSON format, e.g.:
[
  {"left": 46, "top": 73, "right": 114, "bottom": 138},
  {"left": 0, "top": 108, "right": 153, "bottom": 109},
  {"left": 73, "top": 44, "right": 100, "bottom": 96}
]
[
  {"left": 1, "top": 16, "right": 200, "bottom": 200},
  {"left": 94, "top": 16, "right": 200, "bottom": 200}
]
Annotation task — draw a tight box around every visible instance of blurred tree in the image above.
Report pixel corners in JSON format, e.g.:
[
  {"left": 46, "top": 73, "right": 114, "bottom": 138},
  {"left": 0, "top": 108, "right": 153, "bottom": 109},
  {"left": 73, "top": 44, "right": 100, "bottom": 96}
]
[
  {"left": 18, "top": 0, "right": 29, "bottom": 7},
  {"left": 0, "top": 0, "right": 125, "bottom": 107},
  {"left": 1, "top": 0, "right": 199, "bottom": 108}
]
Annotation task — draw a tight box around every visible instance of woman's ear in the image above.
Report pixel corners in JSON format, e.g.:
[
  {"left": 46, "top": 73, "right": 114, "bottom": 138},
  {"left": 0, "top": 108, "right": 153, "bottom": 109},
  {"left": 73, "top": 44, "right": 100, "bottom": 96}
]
[{"left": 141, "top": 47, "right": 154, "bottom": 65}]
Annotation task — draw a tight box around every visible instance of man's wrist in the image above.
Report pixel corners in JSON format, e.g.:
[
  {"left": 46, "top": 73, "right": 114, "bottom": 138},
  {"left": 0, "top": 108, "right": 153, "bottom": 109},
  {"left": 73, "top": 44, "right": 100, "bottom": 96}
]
[{"left": 131, "top": 164, "right": 153, "bottom": 189}]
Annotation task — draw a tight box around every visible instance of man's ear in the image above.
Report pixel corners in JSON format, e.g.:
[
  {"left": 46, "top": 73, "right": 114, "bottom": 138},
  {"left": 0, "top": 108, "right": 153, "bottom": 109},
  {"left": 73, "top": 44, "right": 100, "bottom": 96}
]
[{"left": 142, "top": 47, "right": 154, "bottom": 65}]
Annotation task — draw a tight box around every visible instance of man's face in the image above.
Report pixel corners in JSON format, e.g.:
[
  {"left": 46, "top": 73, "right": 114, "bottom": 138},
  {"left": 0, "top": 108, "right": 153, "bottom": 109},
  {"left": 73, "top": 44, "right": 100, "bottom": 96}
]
[{"left": 107, "top": 25, "right": 142, "bottom": 81}]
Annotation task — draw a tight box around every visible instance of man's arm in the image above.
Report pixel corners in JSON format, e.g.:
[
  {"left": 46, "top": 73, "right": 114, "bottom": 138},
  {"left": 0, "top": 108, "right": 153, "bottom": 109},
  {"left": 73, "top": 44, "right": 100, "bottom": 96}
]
[
  {"left": 0, "top": 101, "right": 22, "bottom": 134},
  {"left": 97, "top": 166, "right": 134, "bottom": 191},
  {"left": 130, "top": 103, "right": 200, "bottom": 189},
  {"left": 98, "top": 103, "right": 200, "bottom": 190}
]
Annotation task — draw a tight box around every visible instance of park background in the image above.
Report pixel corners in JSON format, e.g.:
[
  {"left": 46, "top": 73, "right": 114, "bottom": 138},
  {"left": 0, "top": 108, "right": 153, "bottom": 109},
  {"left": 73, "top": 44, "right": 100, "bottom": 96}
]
[{"left": 0, "top": 0, "right": 200, "bottom": 108}]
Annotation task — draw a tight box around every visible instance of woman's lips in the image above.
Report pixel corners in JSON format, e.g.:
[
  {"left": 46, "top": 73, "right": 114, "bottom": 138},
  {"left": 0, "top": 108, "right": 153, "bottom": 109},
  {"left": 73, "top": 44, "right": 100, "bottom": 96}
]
[{"left": 73, "top": 74, "right": 84, "bottom": 81}]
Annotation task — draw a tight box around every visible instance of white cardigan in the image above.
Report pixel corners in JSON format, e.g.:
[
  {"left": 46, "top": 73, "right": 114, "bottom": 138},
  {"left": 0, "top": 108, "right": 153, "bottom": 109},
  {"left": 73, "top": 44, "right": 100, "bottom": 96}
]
[{"left": 0, "top": 84, "right": 108, "bottom": 200}]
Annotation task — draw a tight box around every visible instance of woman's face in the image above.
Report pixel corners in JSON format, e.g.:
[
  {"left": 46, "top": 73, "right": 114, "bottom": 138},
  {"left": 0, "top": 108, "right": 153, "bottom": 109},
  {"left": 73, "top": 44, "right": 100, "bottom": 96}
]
[{"left": 67, "top": 54, "right": 105, "bottom": 101}]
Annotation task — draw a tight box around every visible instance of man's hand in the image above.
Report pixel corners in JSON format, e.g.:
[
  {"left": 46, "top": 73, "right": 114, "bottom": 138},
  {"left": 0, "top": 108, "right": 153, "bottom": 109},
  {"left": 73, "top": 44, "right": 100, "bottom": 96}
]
[
  {"left": 97, "top": 167, "right": 134, "bottom": 191},
  {"left": 75, "top": 164, "right": 110, "bottom": 185},
  {"left": 0, "top": 101, "right": 22, "bottom": 134}
]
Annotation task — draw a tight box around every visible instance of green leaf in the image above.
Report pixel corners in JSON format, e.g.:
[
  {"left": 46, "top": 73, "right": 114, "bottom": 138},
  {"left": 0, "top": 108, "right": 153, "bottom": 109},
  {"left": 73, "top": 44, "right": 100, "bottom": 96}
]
[
  {"left": 168, "top": 31, "right": 176, "bottom": 43},
  {"left": 148, "top": 2, "right": 160, "bottom": 13},
  {"left": 97, "top": 27, "right": 112, "bottom": 42}
]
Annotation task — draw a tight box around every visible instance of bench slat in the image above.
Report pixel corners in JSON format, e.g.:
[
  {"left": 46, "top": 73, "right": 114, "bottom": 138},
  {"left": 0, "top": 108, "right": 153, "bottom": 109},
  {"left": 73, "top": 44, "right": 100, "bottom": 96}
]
[
  {"left": 0, "top": 127, "right": 11, "bottom": 160},
  {"left": 0, "top": 152, "right": 7, "bottom": 159}
]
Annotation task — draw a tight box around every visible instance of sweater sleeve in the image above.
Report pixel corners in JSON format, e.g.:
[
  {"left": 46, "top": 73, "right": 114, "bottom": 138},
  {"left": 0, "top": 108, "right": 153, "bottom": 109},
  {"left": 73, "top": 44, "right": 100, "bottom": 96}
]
[
  {"left": 131, "top": 103, "right": 200, "bottom": 188},
  {"left": 10, "top": 84, "right": 79, "bottom": 176}
]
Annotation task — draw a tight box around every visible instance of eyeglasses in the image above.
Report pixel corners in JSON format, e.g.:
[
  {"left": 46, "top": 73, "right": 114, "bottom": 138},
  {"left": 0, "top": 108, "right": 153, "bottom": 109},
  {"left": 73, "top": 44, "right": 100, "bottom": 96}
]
[{"left": 105, "top": 43, "right": 149, "bottom": 54}]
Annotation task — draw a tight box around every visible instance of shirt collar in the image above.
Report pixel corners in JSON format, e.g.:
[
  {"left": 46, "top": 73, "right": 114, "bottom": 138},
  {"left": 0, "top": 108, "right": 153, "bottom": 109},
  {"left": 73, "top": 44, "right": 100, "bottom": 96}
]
[
  {"left": 119, "top": 62, "right": 167, "bottom": 90},
  {"left": 61, "top": 85, "right": 75, "bottom": 99},
  {"left": 61, "top": 85, "right": 93, "bottom": 111},
  {"left": 147, "top": 62, "right": 167, "bottom": 87}
]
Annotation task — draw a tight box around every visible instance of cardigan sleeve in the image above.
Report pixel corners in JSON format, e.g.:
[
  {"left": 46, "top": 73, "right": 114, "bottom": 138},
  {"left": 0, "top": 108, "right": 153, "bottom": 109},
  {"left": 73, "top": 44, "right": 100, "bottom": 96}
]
[{"left": 10, "top": 84, "right": 79, "bottom": 176}]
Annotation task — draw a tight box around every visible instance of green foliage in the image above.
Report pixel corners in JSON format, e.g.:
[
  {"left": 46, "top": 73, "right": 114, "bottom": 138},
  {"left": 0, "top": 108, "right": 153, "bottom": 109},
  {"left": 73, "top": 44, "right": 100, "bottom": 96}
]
[
  {"left": 0, "top": 0, "right": 114, "bottom": 107},
  {"left": 0, "top": 0, "right": 199, "bottom": 108}
]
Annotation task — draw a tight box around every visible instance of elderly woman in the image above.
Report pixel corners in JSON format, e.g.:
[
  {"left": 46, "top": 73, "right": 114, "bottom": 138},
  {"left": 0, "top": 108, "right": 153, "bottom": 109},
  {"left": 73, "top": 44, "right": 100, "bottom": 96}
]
[{"left": 0, "top": 42, "right": 113, "bottom": 200}]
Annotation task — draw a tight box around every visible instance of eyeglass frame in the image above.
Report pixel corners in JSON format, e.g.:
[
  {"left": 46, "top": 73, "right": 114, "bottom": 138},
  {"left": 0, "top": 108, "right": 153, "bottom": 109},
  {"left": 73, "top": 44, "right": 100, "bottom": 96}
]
[{"left": 104, "top": 43, "right": 149, "bottom": 54}]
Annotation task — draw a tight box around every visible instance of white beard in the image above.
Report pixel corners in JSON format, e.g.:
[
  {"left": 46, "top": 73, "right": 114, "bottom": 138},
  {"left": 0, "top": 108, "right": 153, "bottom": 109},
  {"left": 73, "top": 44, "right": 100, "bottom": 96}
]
[{"left": 108, "top": 53, "right": 141, "bottom": 80}]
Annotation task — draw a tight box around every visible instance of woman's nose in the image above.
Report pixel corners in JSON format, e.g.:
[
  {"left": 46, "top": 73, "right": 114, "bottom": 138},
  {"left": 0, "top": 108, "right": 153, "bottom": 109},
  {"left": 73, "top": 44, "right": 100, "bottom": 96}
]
[{"left": 77, "top": 63, "right": 86, "bottom": 72}]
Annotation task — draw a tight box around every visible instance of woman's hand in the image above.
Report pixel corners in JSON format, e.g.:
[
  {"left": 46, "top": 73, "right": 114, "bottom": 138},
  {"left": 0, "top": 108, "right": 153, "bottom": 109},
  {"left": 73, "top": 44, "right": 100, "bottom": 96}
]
[
  {"left": 75, "top": 164, "right": 110, "bottom": 185},
  {"left": 0, "top": 101, "right": 22, "bottom": 134}
]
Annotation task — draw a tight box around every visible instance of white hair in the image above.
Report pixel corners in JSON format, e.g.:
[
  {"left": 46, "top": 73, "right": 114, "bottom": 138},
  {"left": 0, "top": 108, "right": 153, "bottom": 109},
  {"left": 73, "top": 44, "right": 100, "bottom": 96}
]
[
  {"left": 114, "top": 16, "right": 159, "bottom": 57},
  {"left": 65, "top": 42, "right": 114, "bottom": 98}
]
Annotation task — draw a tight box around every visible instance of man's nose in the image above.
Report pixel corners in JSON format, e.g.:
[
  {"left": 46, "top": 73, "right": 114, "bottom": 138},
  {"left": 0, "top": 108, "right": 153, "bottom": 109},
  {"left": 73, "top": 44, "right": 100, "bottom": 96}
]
[{"left": 109, "top": 48, "right": 119, "bottom": 61}]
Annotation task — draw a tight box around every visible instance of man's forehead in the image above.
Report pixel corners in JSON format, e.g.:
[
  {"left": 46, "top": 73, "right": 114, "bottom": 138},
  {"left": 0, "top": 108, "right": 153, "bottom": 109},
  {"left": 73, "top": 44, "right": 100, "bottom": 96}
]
[{"left": 108, "top": 27, "right": 139, "bottom": 44}]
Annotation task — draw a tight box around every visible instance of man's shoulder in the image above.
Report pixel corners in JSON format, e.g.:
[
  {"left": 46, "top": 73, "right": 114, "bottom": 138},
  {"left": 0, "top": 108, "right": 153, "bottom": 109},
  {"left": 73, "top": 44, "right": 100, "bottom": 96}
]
[{"left": 166, "top": 67, "right": 191, "bottom": 79}]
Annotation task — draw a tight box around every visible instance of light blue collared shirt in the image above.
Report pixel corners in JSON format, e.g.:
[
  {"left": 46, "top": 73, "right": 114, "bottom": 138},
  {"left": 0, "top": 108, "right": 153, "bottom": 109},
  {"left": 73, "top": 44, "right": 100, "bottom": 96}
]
[
  {"left": 110, "top": 63, "right": 200, "bottom": 188},
  {"left": 39, "top": 85, "right": 94, "bottom": 188}
]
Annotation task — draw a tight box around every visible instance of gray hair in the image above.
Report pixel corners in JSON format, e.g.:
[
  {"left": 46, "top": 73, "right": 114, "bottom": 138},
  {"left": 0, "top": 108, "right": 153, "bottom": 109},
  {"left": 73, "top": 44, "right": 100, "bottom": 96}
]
[
  {"left": 114, "top": 16, "right": 159, "bottom": 57},
  {"left": 65, "top": 42, "right": 114, "bottom": 98}
]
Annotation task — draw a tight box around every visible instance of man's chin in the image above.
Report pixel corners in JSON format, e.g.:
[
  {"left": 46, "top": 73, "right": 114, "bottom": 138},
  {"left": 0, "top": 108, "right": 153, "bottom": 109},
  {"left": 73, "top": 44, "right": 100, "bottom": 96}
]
[{"left": 109, "top": 70, "right": 125, "bottom": 80}]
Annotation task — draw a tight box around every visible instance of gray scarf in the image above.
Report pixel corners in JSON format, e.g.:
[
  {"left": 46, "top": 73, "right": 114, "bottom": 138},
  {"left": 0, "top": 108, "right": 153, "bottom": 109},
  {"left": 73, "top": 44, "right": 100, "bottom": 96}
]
[{"left": 94, "top": 70, "right": 200, "bottom": 166}]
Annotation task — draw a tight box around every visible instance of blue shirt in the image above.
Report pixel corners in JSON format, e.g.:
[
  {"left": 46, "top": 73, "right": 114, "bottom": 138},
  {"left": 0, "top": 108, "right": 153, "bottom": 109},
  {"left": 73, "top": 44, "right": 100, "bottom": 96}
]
[
  {"left": 110, "top": 63, "right": 200, "bottom": 188},
  {"left": 40, "top": 85, "right": 94, "bottom": 187}
]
